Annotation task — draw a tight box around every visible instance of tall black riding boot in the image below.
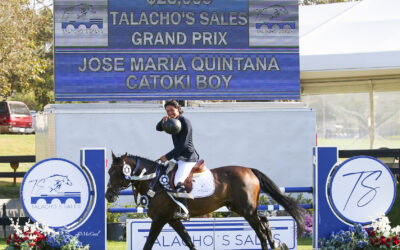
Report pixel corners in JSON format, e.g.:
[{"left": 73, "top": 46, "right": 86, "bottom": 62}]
[{"left": 173, "top": 182, "right": 190, "bottom": 221}]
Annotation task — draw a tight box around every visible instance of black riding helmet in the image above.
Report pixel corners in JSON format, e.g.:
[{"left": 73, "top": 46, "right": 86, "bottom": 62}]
[{"left": 162, "top": 118, "right": 182, "bottom": 134}]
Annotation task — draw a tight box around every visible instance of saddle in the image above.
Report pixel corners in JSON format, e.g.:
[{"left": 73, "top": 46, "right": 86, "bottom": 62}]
[{"left": 168, "top": 160, "right": 206, "bottom": 193}]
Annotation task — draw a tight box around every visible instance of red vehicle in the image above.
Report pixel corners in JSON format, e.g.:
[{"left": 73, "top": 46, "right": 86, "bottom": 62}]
[{"left": 0, "top": 101, "right": 34, "bottom": 134}]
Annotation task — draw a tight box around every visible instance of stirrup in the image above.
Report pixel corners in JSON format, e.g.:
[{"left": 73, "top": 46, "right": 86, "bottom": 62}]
[
  {"left": 172, "top": 182, "right": 194, "bottom": 199},
  {"left": 176, "top": 182, "right": 186, "bottom": 192}
]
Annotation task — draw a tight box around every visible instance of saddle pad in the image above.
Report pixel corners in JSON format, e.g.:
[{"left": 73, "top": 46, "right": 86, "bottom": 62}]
[{"left": 189, "top": 167, "right": 215, "bottom": 198}]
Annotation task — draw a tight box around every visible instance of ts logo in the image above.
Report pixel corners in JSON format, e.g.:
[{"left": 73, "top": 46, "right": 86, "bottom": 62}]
[{"left": 328, "top": 157, "right": 396, "bottom": 224}]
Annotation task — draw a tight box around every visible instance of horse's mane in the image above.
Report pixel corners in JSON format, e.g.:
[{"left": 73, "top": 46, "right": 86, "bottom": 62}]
[{"left": 126, "top": 154, "right": 158, "bottom": 169}]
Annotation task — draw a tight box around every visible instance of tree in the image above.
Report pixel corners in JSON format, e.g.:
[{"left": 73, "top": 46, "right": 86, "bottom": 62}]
[{"left": 0, "top": 0, "right": 53, "bottom": 109}]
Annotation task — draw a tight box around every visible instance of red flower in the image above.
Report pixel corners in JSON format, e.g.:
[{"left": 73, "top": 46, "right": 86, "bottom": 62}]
[
  {"left": 393, "top": 241, "right": 398, "bottom": 246},
  {"left": 394, "top": 236, "right": 398, "bottom": 241},
  {"left": 386, "top": 243, "right": 390, "bottom": 247},
  {"left": 381, "top": 235, "right": 386, "bottom": 240},
  {"left": 370, "top": 231, "right": 377, "bottom": 237},
  {"left": 375, "top": 238, "right": 380, "bottom": 243},
  {"left": 370, "top": 238, "right": 375, "bottom": 245},
  {"left": 381, "top": 238, "right": 386, "bottom": 245},
  {"left": 387, "top": 237, "right": 391, "bottom": 242},
  {"left": 6, "top": 239, "right": 10, "bottom": 244},
  {"left": 23, "top": 236, "right": 29, "bottom": 242},
  {"left": 23, "top": 231, "right": 29, "bottom": 236}
]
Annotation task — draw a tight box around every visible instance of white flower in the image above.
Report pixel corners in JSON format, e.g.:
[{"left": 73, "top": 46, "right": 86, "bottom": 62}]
[
  {"left": 370, "top": 214, "right": 392, "bottom": 237},
  {"left": 391, "top": 225, "right": 400, "bottom": 235}
]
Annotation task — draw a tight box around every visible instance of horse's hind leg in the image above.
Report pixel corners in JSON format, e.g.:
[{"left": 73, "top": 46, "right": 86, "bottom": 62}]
[
  {"left": 168, "top": 220, "right": 197, "bottom": 250},
  {"left": 230, "top": 206, "right": 269, "bottom": 250},
  {"left": 258, "top": 214, "right": 290, "bottom": 250},
  {"left": 243, "top": 212, "right": 270, "bottom": 250}
]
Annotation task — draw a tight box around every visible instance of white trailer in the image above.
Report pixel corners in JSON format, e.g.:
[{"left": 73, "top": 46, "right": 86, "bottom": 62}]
[{"left": 35, "top": 102, "right": 315, "bottom": 191}]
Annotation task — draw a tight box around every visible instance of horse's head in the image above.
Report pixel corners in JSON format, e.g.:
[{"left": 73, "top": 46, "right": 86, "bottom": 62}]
[
  {"left": 105, "top": 152, "right": 133, "bottom": 203},
  {"left": 62, "top": 176, "right": 72, "bottom": 186}
]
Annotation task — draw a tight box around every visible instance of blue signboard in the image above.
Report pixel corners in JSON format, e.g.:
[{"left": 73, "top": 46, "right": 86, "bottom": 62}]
[
  {"left": 20, "top": 149, "right": 106, "bottom": 249},
  {"left": 71, "top": 148, "right": 106, "bottom": 250},
  {"left": 54, "top": 0, "right": 299, "bottom": 101},
  {"left": 313, "top": 147, "right": 396, "bottom": 248}
]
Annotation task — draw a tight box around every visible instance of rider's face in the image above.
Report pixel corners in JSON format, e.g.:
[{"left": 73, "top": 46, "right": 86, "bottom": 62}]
[{"left": 165, "top": 105, "right": 179, "bottom": 119}]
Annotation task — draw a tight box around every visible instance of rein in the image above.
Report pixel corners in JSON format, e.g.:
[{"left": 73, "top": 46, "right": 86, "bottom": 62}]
[
  {"left": 123, "top": 157, "right": 174, "bottom": 181},
  {"left": 123, "top": 158, "right": 156, "bottom": 181}
]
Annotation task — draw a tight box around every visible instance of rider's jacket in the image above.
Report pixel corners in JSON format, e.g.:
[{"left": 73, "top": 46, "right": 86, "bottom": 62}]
[{"left": 156, "top": 115, "right": 199, "bottom": 162}]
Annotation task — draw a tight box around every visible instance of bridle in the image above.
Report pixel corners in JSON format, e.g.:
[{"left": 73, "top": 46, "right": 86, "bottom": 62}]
[
  {"left": 107, "top": 157, "right": 170, "bottom": 198},
  {"left": 123, "top": 158, "right": 157, "bottom": 181},
  {"left": 107, "top": 162, "right": 132, "bottom": 195}
]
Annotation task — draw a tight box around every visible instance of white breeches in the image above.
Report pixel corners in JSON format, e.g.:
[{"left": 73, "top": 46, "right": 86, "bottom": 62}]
[{"left": 174, "top": 160, "right": 196, "bottom": 187}]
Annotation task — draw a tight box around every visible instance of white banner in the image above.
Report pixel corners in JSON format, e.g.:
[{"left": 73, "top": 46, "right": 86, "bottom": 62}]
[{"left": 127, "top": 217, "right": 297, "bottom": 250}]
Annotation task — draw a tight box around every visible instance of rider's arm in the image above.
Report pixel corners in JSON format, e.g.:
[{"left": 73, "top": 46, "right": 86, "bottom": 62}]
[
  {"left": 156, "top": 119, "right": 163, "bottom": 131},
  {"left": 165, "top": 117, "right": 190, "bottom": 160}
]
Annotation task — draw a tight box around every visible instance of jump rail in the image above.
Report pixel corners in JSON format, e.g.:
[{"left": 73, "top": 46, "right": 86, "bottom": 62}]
[
  {"left": 118, "top": 186, "right": 313, "bottom": 196},
  {"left": 110, "top": 186, "right": 313, "bottom": 213},
  {"left": 108, "top": 203, "right": 313, "bottom": 214}
]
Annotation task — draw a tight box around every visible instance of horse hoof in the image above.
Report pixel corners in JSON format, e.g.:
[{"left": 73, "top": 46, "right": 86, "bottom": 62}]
[
  {"left": 272, "top": 243, "right": 288, "bottom": 250},
  {"left": 279, "top": 243, "right": 289, "bottom": 250}
]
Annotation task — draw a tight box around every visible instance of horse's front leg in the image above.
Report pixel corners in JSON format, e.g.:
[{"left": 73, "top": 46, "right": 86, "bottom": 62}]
[
  {"left": 168, "top": 220, "right": 197, "bottom": 250},
  {"left": 143, "top": 219, "right": 167, "bottom": 250}
]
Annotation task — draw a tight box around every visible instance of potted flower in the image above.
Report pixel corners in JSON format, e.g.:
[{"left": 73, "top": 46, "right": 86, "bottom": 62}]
[
  {"left": 320, "top": 214, "right": 400, "bottom": 249},
  {"left": 6, "top": 219, "right": 89, "bottom": 249}
]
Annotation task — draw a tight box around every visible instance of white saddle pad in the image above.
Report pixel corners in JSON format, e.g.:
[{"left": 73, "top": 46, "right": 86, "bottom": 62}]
[{"left": 189, "top": 167, "right": 215, "bottom": 198}]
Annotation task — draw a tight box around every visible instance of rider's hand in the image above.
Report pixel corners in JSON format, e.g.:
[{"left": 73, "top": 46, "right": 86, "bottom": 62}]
[
  {"left": 162, "top": 116, "right": 169, "bottom": 122},
  {"left": 160, "top": 156, "right": 168, "bottom": 163}
]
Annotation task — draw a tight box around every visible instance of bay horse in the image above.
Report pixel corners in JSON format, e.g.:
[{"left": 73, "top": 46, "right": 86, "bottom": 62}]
[{"left": 106, "top": 153, "right": 305, "bottom": 250}]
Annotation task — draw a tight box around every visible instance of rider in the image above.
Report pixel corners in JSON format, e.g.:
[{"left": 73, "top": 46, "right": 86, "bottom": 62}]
[{"left": 156, "top": 100, "right": 199, "bottom": 220}]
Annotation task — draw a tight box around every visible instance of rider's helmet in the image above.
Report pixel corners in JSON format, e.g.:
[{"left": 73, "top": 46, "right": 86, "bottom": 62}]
[{"left": 162, "top": 118, "right": 182, "bottom": 134}]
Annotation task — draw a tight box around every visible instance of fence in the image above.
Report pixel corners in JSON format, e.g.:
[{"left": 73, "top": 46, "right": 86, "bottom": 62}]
[
  {"left": 340, "top": 148, "right": 400, "bottom": 181},
  {"left": 0, "top": 155, "right": 35, "bottom": 185}
]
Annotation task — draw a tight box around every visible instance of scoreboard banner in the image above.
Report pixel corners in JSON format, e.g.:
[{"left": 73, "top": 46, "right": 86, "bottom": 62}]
[{"left": 54, "top": 0, "right": 299, "bottom": 101}]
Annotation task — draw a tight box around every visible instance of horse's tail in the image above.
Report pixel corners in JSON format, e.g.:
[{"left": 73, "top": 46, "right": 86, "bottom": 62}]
[{"left": 251, "top": 168, "right": 305, "bottom": 236}]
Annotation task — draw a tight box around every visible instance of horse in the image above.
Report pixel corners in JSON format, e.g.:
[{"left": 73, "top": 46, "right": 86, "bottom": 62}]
[
  {"left": 106, "top": 153, "right": 305, "bottom": 250},
  {"left": 29, "top": 174, "right": 72, "bottom": 195}
]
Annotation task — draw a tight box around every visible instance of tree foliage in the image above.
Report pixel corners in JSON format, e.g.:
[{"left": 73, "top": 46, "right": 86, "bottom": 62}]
[{"left": 0, "top": 0, "right": 53, "bottom": 109}]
